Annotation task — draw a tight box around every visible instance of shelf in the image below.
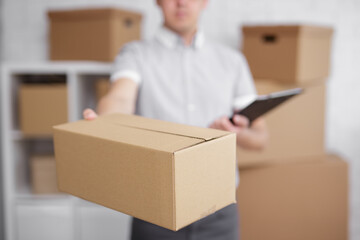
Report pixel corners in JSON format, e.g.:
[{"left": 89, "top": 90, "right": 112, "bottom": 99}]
[
  {"left": 16, "top": 194, "right": 73, "bottom": 205},
  {"left": 11, "top": 130, "right": 24, "bottom": 141},
  {"left": 15, "top": 185, "right": 74, "bottom": 206},
  {"left": 1, "top": 61, "right": 120, "bottom": 240},
  {"left": 16, "top": 183, "right": 70, "bottom": 200},
  {"left": 2, "top": 61, "right": 112, "bottom": 75},
  {"left": 11, "top": 130, "right": 54, "bottom": 141}
]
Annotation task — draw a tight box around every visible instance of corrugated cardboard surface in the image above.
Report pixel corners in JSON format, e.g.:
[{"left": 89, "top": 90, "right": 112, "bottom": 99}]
[
  {"left": 19, "top": 84, "right": 68, "bottom": 137},
  {"left": 174, "top": 135, "right": 236, "bottom": 228},
  {"left": 49, "top": 8, "right": 142, "bottom": 61},
  {"left": 242, "top": 25, "right": 333, "bottom": 84},
  {"left": 31, "top": 155, "right": 61, "bottom": 194},
  {"left": 53, "top": 113, "right": 236, "bottom": 231},
  {"left": 237, "top": 79, "right": 326, "bottom": 168},
  {"left": 237, "top": 154, "right": 348, "bottom": 240}
]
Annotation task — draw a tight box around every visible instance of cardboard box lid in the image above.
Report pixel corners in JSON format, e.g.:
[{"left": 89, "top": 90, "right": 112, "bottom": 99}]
[
  {"left": 53, "top": 113, "right": 230, "bottom": 153},
  {"left": 48, "top": 8, "right": 142, "bottom": 21},
  {"left": 243, "top": 25, "right": 333, "bottom": 37}
]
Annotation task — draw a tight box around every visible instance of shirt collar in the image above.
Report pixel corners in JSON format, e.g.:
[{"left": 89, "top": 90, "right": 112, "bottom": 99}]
[{"left": 156, "top": 26, "right": 205, "bottom": 50}]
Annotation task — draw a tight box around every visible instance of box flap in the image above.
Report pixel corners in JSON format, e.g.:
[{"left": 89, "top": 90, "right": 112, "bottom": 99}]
[
  {"left": 99, "top": 113, "right": 229, "bottom": 141},
  {"left": 53, "top": 113, "right": 229, "bottom": 153}
]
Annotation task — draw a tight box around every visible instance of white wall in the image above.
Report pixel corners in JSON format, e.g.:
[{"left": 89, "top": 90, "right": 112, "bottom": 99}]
[{"left": 1, "top": 0, "right": 359, "bottom": 239}]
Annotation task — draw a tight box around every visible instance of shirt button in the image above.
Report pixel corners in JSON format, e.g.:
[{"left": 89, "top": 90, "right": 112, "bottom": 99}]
[{"left": 187, "top": 104, "right": 196, "bottom": 112}]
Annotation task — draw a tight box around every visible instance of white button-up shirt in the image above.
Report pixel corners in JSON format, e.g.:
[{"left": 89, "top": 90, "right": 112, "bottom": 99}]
[{"left": 111, "top": 26, "right": 257, "bottom": 186}]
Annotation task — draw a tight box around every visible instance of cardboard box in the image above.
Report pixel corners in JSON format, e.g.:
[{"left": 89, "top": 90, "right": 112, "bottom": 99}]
[
  {"left": 237, "top": 79, "right": 326, "bottom": 168},
  {"left": 30, "top": 155, "right": 60, "bottom": 194},
  {"left": 53, "top": 113, "right": 236, "bottom": 231},
  {"left": 95, "top": 78, "right": 110, "bottom": 101},
  {"left": 19, "top": 83, "right": 68, "bottom": 137},
  {"left": 242, "top": 25, "right": 333, "bottom": 84},
  {"left": 237, "top": 154, "right": 348, "bottom": 240},
  {"left": 48, "top": 8, "right": 142, "bottom": 61}
]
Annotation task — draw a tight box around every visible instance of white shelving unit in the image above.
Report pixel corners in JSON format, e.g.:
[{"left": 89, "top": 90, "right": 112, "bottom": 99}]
[{"left": 1, "top": 62, "right": 132, "bottom": 240}]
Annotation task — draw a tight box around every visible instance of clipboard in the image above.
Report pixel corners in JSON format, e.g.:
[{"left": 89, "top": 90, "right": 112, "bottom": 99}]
[{"left": 229, "top": 87, "right": 303, "bottom": 125}]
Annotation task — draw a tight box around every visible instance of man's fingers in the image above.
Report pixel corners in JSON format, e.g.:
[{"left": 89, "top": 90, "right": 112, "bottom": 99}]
[
  {"left": 83, "top": 108, "right": 98, "bottom": 120},
  {"left": 210, "top": 119, "right": 220, "bottom": 129},
  {"left": 210, "top": 118, "right": 223, "bottom": 130},
  {"left": 220, "top": 117, "right": 237, "bottom": 131},
  {"left": 209, "top": 116, "right": 248, "bottom": 132},
  {"left": 233, "top": 115, "right": 249, "bottom": 128}
]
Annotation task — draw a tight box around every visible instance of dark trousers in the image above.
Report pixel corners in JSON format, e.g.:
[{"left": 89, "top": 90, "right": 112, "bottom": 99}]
[{"left": 130, "top": 203, "right": 239, "bottom": 240}]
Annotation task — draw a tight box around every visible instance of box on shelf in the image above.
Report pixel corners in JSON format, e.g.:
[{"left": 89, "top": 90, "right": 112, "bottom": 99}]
[
  {"left": 53, "top": 113, "right": 236, "bottom": 231},
  {"left": 30, "top": 155, "right": 60, "bottom": 194},
  {"left": 95, "top": 78, "right": 111, "bottom": 101},
  {"left": 242, "top": 25, "right": 333, "bottom": 84},
  {"left": 237, "top": 79, "right": 326, "bottom": 168},
  {"left": 48, "top": 8, "right": 142, "bottom": 61},
  {"left": 19, "top": 83, "right": 68, "bottom": 137},
  {"left": 237, "top": 154, "right": 348, "bottom": 240}
]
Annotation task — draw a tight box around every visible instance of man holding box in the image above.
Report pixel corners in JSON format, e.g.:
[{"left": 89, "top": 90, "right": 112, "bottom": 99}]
[{"left": 83, "top": 0, "right": 268, "bottom": 239}]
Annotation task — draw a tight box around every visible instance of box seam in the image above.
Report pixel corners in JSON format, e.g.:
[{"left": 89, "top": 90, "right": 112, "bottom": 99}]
[
  {"left": 53, "top": 127, "right": 179, "bottom": 154},
  {"left": 82, "top": 119, "right": 230, "bottom": 141},
  {"left": 174, "top": 132, "right": 236, "bottom": 153}
]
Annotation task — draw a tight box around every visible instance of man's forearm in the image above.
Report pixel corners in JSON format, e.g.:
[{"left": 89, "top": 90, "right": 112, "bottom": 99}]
[
  {"left": 96, "top": 95, "right": 135, "bottom": 116},
  {"left": 96, "top": 78, "right": 138, "bottom": 116}
]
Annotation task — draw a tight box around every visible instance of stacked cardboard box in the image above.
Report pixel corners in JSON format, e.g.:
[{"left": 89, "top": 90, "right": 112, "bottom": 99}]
[
  {"left": 237, "top": 79, "right": 326, "bottom": 167},
  {"left": 242, "top": 25, "right": 333, "bottom": 83},
  {"left": 19, "top": 81, "right": 68, "bottom": 137},
  {"left": 30, "top": 155, "right": 61, "bottom": 194},
  {"left": 237, "top": 25, "right": 348, "bottom": 240},
  {"left": 48, "top": 8, "right": 142, "bottom": 62},
  {"left": 237, "top": 155, "right": 348, "bottom": 240}
]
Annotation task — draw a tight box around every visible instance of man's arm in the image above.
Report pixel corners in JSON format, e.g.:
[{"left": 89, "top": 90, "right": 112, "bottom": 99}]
[
  {"left": 209, "top": 115, "right": 268, "bottom": 151},
  {"left": 83, "top": 78, "right": 138, "bottom": 120}
]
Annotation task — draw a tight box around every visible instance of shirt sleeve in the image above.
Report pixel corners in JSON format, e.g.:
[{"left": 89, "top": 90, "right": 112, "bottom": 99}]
[
  {"left": 110, "top": 42, "right": 142, "bottom": 85},
  {"left": 233, "top": 53, "right": 257, "bottom": 110}
]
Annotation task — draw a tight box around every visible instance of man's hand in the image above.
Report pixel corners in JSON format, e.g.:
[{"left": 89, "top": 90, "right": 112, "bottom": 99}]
[
  {"left": 209, "top": 115, "right": 268, "bottom": 151},
  {"left": 209, "top": 115, "right": 249, "bottom": 133},
  {"left": 83, "top": 108, "right": 98, "bottom": 120},
  {"left": 82, "top": 77, "right": 138, "bottom": 121}
]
